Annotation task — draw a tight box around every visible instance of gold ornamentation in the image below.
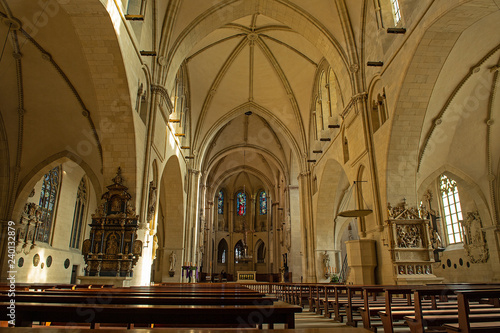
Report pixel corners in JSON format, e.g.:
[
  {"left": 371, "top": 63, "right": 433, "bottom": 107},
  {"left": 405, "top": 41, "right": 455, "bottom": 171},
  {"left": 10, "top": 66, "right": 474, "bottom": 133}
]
[{"left": 81, "top": 168, "right": 141, "bottom": 277}]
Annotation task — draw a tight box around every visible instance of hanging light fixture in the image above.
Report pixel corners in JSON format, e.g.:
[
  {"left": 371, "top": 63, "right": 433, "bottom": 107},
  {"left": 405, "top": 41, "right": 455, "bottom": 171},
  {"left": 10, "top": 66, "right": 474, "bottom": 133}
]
[{"left": 337, "top": 181, "right": 373, "bottom": 217}]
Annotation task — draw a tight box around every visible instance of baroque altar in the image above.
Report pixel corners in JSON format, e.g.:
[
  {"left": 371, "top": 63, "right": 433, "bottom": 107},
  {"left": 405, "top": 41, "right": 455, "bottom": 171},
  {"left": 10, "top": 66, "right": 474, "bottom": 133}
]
[
  {"left": 387, "top": 201, "right": 443, "bottom": 284},
  {"left": 81, "top": 168, "right": 142, "bottom": 278}
]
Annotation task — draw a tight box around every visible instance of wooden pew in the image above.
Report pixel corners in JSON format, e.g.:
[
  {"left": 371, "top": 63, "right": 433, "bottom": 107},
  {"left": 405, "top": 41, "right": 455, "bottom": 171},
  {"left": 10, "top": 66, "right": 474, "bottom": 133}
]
[
  {"left": 306, "top": 284, "right": 331, "bottom": 314},
  {"left": 442, "top": 289, "right": 500, "bottom": 333},
  {"left": 3, "top": 300, "right": 302, "bottom": 329},
  {"left": 404, "top": 286, "right": 500, "bottom": 333},
  {"left": 0, "top": 292, "right": 274, "bottom": 306},
  {"left": 0, "top": 327, "right": 374, "bottom": 333},
  {"left": 3, "top": 283, "right": 300, "bottom": 329},
  {"left": 325, "top": 284, "right": 349, "bottom": 322}
]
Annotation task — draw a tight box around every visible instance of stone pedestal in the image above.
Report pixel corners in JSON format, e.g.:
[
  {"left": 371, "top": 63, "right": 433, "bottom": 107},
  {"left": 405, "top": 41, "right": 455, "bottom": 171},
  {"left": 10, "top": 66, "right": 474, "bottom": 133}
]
[
  {"left": 77, "top": 275, "right": 132, "bottom": 287},
  {"left": 395, "top": 274, "right": 443, "bottom": 285},
  {"left": 346, "top": 239, "right": 377, "bottom": 284}
]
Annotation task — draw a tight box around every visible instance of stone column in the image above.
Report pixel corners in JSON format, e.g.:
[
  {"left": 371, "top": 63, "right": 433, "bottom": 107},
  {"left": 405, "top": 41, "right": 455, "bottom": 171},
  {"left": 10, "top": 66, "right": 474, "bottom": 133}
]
[
  {"left": 267, "top": 195, "right": 273, "bottom": 275},
  {"left": 206, "top": 201, "right": 214, "bottom": 275},
  {"left": 289, "top": 184, "right": 303, "bottom": 282},
  {"left": 297, "top": 172, "right": 316, "bottom": 282},
  {"left": 345, "top": 239, "right": 377, "bottom": 284},
  {"left": 229, "top": 198, "right": 234, "bottom": 232},
  {"left": 184, "top": 168, "right": 201, "bottom": 266},
  {"left": 272, "top": 201, "right": 280, "bottom": 274}
]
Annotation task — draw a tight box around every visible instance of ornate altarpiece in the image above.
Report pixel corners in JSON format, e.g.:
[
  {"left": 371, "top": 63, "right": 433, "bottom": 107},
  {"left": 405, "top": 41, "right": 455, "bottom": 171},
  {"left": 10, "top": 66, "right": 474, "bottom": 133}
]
[
  {"left": 82, "top": 168, "right": 142, "bottom": 277},
  {"left": 387, "top": 201, "right": 443, "bottom": 284}
]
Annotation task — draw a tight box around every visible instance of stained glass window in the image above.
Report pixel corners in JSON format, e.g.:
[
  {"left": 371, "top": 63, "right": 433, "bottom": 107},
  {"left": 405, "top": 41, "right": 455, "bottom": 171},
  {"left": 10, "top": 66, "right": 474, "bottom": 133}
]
[
  {"left": 440, "top": 174, "right": 463, "bottom": 244},
  {"left": 217, "top": 190, "right": 224, "bottom": 214},
  {"left": 236, "top": 191, "right": 246, "bottom": 216},
  {"left": 70, "top": 177, "right": 87, "bottom": 249},
  {"left": 259, "top": 191, "right": 267, "bottom": 215},
  {"left": 37, "top": 166, "right": 61, "bottom": 243}
]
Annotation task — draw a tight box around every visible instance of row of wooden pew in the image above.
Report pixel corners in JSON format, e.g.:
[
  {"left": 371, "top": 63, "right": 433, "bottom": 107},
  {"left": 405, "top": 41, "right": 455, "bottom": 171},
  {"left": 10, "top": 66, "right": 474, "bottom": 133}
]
[
  {"left": 3, "top": 281, "right": 500, "bottom": 332},
  {"left": 273, "top": 283, "right": 500, "bottom": 333},
  {"left": 1, "top": 283, "right": 301, "bottom": 329}
]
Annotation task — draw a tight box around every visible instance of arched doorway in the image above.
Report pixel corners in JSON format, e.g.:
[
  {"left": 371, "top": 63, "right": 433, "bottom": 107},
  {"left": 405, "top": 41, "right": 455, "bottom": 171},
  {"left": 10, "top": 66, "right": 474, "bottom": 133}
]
[
  {"left": 155, "top": 156, "right": 185, "bottom": 282},
  {"left": 314, "top": 159, "right": 349, "bottom": 281}
]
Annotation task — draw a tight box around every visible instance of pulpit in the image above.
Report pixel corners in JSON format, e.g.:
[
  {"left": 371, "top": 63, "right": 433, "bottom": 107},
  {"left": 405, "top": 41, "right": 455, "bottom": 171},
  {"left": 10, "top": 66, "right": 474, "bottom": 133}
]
[{"left": 81, "top": 168, "right": 142, "bottom": 278}]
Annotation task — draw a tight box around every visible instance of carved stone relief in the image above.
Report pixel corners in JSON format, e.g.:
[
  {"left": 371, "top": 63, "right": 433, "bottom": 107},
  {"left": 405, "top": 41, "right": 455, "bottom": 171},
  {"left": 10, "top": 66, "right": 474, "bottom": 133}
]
[
  {"left": 462, "top": 211, "right": 489, "bottom": 263},
  {"left": 396, "top": 224, "right": 423, "bottom": 248}
]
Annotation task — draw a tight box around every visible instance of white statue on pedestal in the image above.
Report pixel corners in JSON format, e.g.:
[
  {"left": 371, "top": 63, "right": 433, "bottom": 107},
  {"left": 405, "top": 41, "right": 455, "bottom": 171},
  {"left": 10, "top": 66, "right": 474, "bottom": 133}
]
[{"left": 169, "top": 251, "right": 176, "bottom": 271}]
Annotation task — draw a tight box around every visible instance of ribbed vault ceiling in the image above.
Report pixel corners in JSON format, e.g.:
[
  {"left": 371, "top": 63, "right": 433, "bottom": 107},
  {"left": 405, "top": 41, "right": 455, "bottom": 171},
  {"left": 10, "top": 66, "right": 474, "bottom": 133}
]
[{"left": 188, "top": 13, "right": 324, "bottom": 189}]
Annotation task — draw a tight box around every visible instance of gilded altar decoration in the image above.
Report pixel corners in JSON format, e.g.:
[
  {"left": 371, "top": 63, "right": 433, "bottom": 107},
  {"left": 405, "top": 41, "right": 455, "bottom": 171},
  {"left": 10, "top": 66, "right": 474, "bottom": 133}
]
[
  {"left": 81, "top": 168, "right": 142, "bottom": 277},
  {"left": 462, "top": 211, "right": 489, "bottom": 263}
]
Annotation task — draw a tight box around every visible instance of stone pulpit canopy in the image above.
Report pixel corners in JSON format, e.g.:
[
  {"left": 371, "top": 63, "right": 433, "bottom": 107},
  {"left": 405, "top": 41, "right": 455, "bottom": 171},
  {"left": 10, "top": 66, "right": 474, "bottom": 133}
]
[{"left": 82, "top": 168, "right": 142, "bottom": 278}]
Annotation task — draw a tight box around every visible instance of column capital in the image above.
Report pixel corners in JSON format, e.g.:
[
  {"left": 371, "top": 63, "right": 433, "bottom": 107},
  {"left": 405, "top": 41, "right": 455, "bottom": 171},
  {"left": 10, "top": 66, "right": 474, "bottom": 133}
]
[
  {"left": 297, "top": 171, "right": 311, "bottom": 179},
  {"left": 188, "top": 168, "right": 200, "bottom": 176}
]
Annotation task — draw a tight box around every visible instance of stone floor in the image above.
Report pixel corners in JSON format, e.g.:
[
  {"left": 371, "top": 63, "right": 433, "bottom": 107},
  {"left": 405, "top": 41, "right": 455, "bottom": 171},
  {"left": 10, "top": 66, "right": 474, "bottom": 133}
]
[
  {"left": 268, "top": 306, "right": 357, "bottom": 330},
  {"left": 294, "top": 310, "right": 352, "bottom": 329}
]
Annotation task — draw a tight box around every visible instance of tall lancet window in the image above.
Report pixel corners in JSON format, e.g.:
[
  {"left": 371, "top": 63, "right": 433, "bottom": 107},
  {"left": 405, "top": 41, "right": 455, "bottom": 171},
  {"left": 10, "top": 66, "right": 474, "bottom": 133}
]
[
  {"left": 259, "top": 191, "right": 267, "bottom": 215},
  {"left": 37, "top": 166, "right": 61, "bottom": 243},
  {"left": 391, "top": 0, "right": 402, "bottom": 25},
  {"left": 70, "top": 177, "right": 87, "bottom": 249},
  {"left": 440, "top": 174, "right": 463, "bottom": 244},
  {"left": 236, "top": 191, "right": 246, "bottom": 216},
  {"left": 218, "top": 190, "right": 224, "bottom": 214}
]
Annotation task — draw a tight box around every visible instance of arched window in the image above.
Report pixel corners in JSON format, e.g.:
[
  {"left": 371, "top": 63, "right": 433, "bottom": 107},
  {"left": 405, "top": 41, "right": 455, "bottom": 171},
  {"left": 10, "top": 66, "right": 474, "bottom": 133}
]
[
  {"left": 259, "top": 191, "right": 267, "bottom": 215},
  {"left": 256, "top": 240, "right": 266, "bottom": 263},
  {"left": 440, "top": 174, "right": 463, "bottom": 244},
  {"left": 70, "top": 177, "right": 87, "bottom": 249},
  {"left": 236, "top": 191, "right": 246, "bottom": 216},
  {"left": 217, "top": 239, "right": 228, "bottom": 264},
  {"left": 126, "top": 0, "right": 147, "bottom": 18},
  {"left": 234, "top": 240, "right": 245, "bottom": 263},
  {"left": 320, "top": 72, "right": 330, "bottom": 130},
  {"left": 37, "top": 166, "right": 61, "bottom": 243},
  {"left": 315, "top": 97, "right": 322, "bottom": 140},
  {"left": 391, "top": 0, "right": 402, "bottom": 25},
  {"left": 217, "top": 190, "right": 224, "bottom": 214}
]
